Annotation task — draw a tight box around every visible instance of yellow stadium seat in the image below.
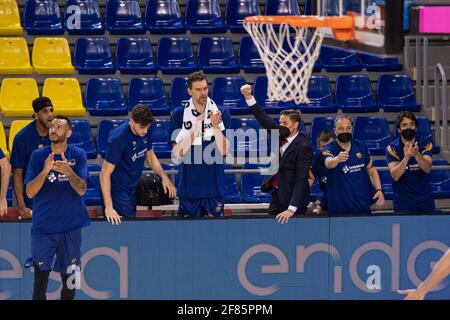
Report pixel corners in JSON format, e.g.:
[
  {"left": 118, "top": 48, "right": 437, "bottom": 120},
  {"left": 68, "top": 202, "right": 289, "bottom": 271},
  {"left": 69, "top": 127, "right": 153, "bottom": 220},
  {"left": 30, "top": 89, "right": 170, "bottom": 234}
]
[
  {"left": 0, "top": 78, "right": 38, "bottom": 117},
  {"left": 43, "top": 78, "right": 86, "bottom": 116},
  {"left": 0, "top": 122, "right": 9, "bottom": 157},
  {"left": 0, "top": 0, "right": 23, "bottom": 36},
  {"left": 32, "top": 38, "right": 74, "bottom": 75},
  {"left": 9, "top": 119, "right": 32, "bottom": 152},
  {"left": 0, "top": 38, "right": 32, "bottom": 74}
]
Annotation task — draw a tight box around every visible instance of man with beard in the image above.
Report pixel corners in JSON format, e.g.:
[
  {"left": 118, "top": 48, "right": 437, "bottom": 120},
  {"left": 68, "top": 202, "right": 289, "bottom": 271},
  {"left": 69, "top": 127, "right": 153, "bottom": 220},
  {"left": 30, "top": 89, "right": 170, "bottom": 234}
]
[
  {"left": 25, "top": 116, "right": 90, "bottom": 300},
  {"left": 11, "top": 97, "right": 54, "bottom": 219},
  {"left": 386, "top": 111, "right": 435, "bottom": 213},
  {"left": 323, "top": 115, "right": 385, "bottom": 215}
]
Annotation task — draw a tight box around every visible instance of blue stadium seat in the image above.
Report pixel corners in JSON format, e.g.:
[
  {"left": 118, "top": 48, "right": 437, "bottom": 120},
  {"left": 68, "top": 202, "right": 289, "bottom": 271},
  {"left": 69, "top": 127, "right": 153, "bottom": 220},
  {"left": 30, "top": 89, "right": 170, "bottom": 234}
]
[
  {"left": 64, "top": 0, "right": 104, "bottom": 35},
  {"left": 320, "top": 46, "right": 362, "bottom": 72},
  {"left": 299, "top": 76, "right": 339, "bottom": 114},
  {"left": 430, "top": 159, "right": 450, "bottom": 198},
  {"left": 157, "top": 37, "right": 198, "bottom": 74},
  {"left": 359, "top": 53, "right": 402, "bottom": 72},
  {"left": 105, "top": 0, "right": 145, "bottom": 34},
  {"left": 225, "top": 0, "right": 260, "bottom": 33},
  {"left": 198, "top": 37, "right": 240, "bottom": 74},
  {"left": 377, "top": 75, "right": 420, "bottom": 112},
  {"left": 212, "top": 76, "right": 248, "bottom": 115},
  {"left": 84, "top": 164, "right": 102, "bottom": 206},
  {"left": 97, "top": 119, "right": 127, "bottom": 158},
  {"left": 353, "top": 116, "right": 391, "bottom": 155},
  {"left": 310, "top": 117, "right": 334, "bottom": 151},
  {"left": 69, "top": 120, "right": 97, "bottom": 159},
  {"left": 24, "top": 0, "right": 64, "bottom": 35},
  {"left": 238, "top": 37, "right": 265, "bottom": 73},
  {"left": 185, "top": 0, "right": 226, "bottom": 33},
  {"left": 116, "top": 37, "right": 157, "bottom": 74},
  {"left": 240, "top": 163, "right": 271, "bottom": 203},
  {"left": 85, "top": 78, "right": 128, "bottom": 116},
  {"left": 393, "top": 115, "right": 439, "bottom": 154},
  {"left": 373, "top": 159, "right": 393, "bottom": 200},
  {"left": 145, "top": 0, "right": 185, "bottom": 34},
  {"left": 264, "top": 0, "right": 301, "bottom": 15},
  {"left": 223, "top": 164, "right": 241, "bottom": 203},
  {"left": 150, "top": 119, "right": 172, "bottom": 158},
  {"left": 169, "top": 77, "right": 190, "bottom": 109},
  {"left": 74, "top": 38, "right": 115, "bottom": 74},
  {"left": 335, "top": 75, "right": 379, "bottom": 113},
  {"left": 253, "top": 76, "right": 296, "bottom": 113},
  {"left": 230, "top": 118, "right": 268, "bottom": 157},
  {"left": 128, "top": 77, "right": 170, "bottom": 116}
]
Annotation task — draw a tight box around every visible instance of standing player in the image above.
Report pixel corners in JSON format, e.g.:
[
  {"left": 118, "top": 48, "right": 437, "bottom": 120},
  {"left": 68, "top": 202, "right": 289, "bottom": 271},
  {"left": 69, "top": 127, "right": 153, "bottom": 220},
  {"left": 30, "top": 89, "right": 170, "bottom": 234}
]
[
  {"left": 11, "top": 97, "right": 53, "bottom": 219},
  {"left": 398, "top": 249, "right": 450, "bottom": 300},
  {"left": 100, "top": 105, "right": 176, "bottom": 224},
  {"left": 386, "top": 112, "right": 435, "bottom": 213},
  {"left": 25, "top": 116, "right": 90, "bottom": 300},
  {"left": 0, "top": 147, "right": 11, "bottom": 217},
  {"left": 323, "top": 116, "right": 385, "bottom": 214},
  {"left": 171, "top": 72, "right": 230, "bottom": 218}
]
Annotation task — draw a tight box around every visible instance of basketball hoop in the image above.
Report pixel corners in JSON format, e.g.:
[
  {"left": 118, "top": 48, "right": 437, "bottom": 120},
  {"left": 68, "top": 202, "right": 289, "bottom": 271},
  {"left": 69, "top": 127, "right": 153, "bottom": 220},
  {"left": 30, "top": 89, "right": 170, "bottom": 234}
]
[{"left": 243, "top": 15, "right": 354, "bottom": 104}]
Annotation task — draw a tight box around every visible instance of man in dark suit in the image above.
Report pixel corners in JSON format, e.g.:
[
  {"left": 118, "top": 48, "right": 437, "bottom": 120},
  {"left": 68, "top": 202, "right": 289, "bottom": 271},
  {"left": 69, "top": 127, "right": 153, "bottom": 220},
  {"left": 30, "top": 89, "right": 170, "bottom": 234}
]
[{"left": 240, "top": 84, "right": 313, "bottom": 224}]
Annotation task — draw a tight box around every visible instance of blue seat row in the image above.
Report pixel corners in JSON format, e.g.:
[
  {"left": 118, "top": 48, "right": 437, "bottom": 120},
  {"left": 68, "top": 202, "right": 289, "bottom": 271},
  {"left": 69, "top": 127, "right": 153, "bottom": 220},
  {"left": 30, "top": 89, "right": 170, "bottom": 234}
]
[
  {"left": 23, "top": 0, "right": 301, "bottom": 35},
  {"left": 82, "top": 74, "right": 419, "bottom": 117},
  {"left": 70, "top": 36, "right": 401, "bottom": 75},
  {"left": 215, "top": 74, "right": 419, "bottom": 115}
]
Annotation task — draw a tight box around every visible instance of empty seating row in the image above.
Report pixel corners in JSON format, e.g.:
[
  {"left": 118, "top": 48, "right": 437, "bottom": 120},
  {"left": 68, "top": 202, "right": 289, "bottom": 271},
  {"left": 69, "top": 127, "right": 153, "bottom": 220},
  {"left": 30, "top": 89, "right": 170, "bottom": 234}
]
[
  {"left": 0, "top": 73, "right": 418, "bottom": 117},
  {"left": 0, "top": 36, "right": 401, "bottom": 75},
  {"left": 19, "top": 0, "right": 301, "bottom": 35},
  {"left": 0, "top": 78, "right": 85, "bottom": 116},
  {"left": 0, "top": 37, "right": 73, "bottom": 75}
]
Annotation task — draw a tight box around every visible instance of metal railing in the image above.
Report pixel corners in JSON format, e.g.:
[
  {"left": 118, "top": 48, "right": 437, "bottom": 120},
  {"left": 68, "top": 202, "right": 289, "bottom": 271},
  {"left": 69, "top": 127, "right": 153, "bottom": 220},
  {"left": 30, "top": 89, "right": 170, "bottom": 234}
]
[
  {"left": 88, "top": 165, "right": 450, "bottom": 176},
  {"left": 435, "top": 63, "right": 448, "bottom": 151}
]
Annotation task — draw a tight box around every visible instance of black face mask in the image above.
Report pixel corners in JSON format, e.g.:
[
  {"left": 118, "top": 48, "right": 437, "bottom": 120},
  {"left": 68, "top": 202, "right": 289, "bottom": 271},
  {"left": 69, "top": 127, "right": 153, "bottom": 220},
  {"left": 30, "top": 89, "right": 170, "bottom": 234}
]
[
  {"left": 279, "top": 125, "right": 291, "bottom": 139},
  {"left": 337, "top": 132, "right": 352, "bottom": 143},
  {"left": 401, "top": 128, "right": 416, "bottom": 141}
]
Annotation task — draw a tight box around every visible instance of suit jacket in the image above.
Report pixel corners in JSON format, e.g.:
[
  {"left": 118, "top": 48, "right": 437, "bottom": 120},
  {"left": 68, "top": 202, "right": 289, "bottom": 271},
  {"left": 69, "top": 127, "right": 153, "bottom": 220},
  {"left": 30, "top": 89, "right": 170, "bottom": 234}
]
[{"left": 250, "top": 102, "right": 313, "bottom": 213}]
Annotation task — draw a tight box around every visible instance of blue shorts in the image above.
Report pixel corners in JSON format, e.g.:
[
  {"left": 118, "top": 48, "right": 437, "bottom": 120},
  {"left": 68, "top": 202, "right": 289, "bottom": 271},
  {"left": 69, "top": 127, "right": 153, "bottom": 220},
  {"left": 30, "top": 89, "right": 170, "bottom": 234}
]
[
  {"left": 178, "top": 197, "right": 224, "bottom": 218},
  {"left": 30, "top": 229, "right": 81, "bottom": 275}
]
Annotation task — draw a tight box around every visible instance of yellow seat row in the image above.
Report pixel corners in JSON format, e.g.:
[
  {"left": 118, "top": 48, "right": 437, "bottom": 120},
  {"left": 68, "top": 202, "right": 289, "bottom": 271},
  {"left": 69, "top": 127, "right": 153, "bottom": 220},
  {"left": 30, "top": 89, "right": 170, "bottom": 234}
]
[
  {"left": 0, "top": 0, "right": 23, "bottom": 35},
  {"left": 0, "top": 120, "right": 34, "bottom": 157},
  {"left": 0, "top": 37, "right": 74, "bottom": 75},
  {"left": 0, "top": 78, "right": 86, "bottom": 117}
]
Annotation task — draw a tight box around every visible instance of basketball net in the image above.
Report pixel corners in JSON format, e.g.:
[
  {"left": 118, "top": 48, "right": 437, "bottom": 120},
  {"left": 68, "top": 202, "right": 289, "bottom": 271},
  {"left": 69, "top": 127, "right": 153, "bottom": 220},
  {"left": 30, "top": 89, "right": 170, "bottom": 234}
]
[{"left": 244, "top": 21, "right": 324, "bottom": 104}]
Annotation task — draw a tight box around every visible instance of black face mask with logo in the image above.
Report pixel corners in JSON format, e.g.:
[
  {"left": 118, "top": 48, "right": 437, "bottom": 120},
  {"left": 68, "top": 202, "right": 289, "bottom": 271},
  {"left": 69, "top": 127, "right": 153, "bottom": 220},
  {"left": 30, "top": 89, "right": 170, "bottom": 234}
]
[
  {"left": 401, "top": 129, "right": 416, "bottom": 141},
  {"left": 337, "top": 132, "right": 352, "bottom": 143}
]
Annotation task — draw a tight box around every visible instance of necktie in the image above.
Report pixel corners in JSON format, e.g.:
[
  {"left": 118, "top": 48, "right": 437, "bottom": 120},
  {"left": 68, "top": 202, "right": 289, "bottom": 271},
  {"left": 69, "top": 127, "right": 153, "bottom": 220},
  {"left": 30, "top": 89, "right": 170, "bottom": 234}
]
[{"left": 272, "top": 138, "right": 289, "bottom": 189}]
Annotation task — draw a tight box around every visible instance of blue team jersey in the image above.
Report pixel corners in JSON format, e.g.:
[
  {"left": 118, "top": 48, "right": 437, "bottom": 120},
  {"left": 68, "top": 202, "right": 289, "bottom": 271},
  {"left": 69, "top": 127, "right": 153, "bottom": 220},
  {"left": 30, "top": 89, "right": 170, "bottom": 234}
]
[
  {"left": 386, "top": 138, "right": 435, "bottom": 213},
  {"left": 170, "top": 105, "right": 231, "bottom": 198},
  {"left": 105, "top": 122, "right": 153, "bottom": 217},
  {"left": 0, "top": 148, "right": 4, "bottom": 159},
  {"left": 322, "top": 139, "right": 373, "bottom": 215},
  {"left": 24, "top": 145, "right": 90, "bottom": 234},
  {"left": 311, "top": 149, "right": 329, "bottom": 191},
  {"left": 10, "top": 120, "right": 51, "bottom": 208}
]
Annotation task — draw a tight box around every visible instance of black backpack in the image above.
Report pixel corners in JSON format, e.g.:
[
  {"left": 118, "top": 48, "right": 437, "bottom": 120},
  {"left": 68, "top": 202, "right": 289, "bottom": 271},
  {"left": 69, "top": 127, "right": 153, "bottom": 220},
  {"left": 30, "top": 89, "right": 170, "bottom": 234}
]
[{"left": 136, "top": 173, "right": 173, "bottom": 207}]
